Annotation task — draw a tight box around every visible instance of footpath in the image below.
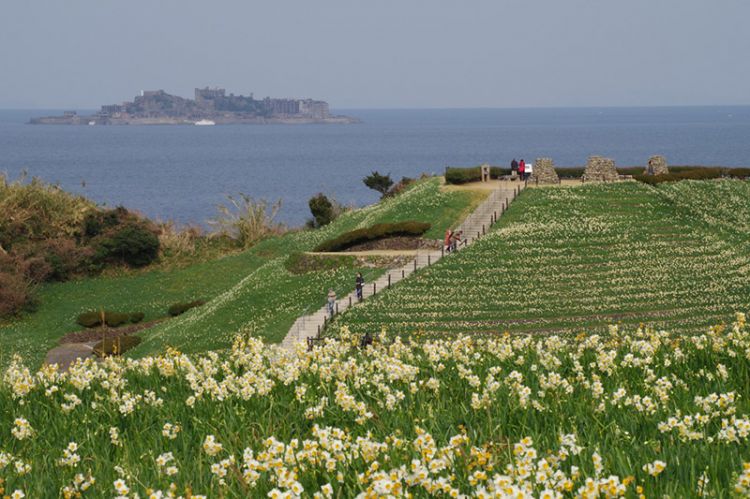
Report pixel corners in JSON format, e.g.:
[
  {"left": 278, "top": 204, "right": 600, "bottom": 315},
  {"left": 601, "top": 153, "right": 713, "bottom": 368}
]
[{"left": 281, "top": 184, "right": 524, "bottom": 351}]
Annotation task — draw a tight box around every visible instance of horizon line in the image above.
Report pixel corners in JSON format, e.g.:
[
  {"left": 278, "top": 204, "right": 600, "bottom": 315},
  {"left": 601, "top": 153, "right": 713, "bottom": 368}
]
[{"left": 2, "top": 103, "right": 750, "bottom": 112}]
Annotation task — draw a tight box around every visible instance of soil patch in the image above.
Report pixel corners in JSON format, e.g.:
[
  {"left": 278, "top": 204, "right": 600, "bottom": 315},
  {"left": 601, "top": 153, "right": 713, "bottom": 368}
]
[
  {"left": 344, "top": 236, "right": 440, "bottom": 252},
  {"left": 60, "top": 318, "right": 165, "bottom": 344}
]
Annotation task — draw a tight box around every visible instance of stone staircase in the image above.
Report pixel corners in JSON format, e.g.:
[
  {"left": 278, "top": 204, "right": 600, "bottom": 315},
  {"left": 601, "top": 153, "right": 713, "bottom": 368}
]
[{"left": 281, "top": 184, "right": 523, "bottom": 351}]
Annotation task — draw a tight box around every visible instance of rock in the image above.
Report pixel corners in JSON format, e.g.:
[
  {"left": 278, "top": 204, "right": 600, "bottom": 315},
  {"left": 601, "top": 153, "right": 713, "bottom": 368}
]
[
  {"left": 583, "top": 156, "right": 618, "bottom": 182},
  {"left": 44, "top": 343, "right": 97, "bottom": 372},
  {"left": 529, "top": 158, "right": 559, "bottom": 184},
  {"left": 644, "top": 155, "right": 669, "bottom": 176}
]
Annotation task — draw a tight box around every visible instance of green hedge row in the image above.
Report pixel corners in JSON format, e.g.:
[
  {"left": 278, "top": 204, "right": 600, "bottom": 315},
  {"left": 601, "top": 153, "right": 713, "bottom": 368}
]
[
  {"left": 315, "top": 221, "right": 432, "bottom": 252},
  {"left": 445, "top": 167, "right": 510, "bottom": 184},
  {"left": 635, "top": 168, "right": 724, "bottom": 185},
  {"left": 76, "top": 310, "right": 144, "bottom": 328},
  {"left": 168, "top": 300, "right": 206, "bottom": 317}
]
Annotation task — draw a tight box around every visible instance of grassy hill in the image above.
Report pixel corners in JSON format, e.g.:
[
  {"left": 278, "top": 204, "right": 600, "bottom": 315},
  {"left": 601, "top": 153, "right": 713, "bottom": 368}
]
[
  {"left": 337, "top": 180, "right": 750, "bottom": 336},
  {"left": 0, "top": 178, "right": 485, "bottom": 367}
]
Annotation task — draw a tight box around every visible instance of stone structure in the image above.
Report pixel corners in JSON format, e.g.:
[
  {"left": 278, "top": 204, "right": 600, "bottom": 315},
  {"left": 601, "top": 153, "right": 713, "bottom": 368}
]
[
  {"left": 480, "top": 163, "right": 491, "bottom": 182},
  {"left": 528, "top": 157, "right": 559, "bottom": 184},
  {"left": 644, "top": 155, "right": 669, "bottom": 176},
  {"left": 583, "top": 155, "right": 618, "bottom": 182}
]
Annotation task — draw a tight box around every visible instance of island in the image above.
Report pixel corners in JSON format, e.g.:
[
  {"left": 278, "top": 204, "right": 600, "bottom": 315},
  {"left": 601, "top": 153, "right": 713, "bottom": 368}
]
[{"left": 29, "top": 87, "right": 359, "bottom": 125}]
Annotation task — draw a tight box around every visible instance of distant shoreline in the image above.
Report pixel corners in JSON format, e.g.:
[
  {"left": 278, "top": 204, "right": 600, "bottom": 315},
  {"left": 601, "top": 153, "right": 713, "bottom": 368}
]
[{"left": 28, "top": 115, "right": 360, "bottom": 125}]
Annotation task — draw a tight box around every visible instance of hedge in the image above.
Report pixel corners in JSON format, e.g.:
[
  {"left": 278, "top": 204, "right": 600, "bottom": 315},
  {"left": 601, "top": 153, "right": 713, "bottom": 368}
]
[
  {"left": 93, "top": 335, "right": 142, "bottom": 357},
  {"left": 315, "top": 221, "right": 431, "bottom": 252},
  {"left": 168, "top": 300, "right": 206, "bottom": 317},
  {"left": 76, "top": 310, "right": 138, "bottom": 328},
  {"left": 444, "top": 167, "right": 510, "bottom": 184}
]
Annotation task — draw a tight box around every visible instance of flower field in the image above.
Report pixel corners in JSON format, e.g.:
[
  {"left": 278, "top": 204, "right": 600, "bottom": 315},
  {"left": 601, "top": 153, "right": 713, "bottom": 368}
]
[
  {"left": 2, "top": 315, "right": 750, "bottom": 497},
  {"left": 337, "top": 180, "right": 750, "bottom": 337},
  {"left": 0, "top": 177, "right": 484, "bottom": 368}
]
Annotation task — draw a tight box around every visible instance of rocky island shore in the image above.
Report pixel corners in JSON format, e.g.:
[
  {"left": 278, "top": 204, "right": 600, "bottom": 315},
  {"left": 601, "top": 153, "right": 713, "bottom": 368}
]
[{"left": 30, "top": 87, "right": 360, "bottom": 125}]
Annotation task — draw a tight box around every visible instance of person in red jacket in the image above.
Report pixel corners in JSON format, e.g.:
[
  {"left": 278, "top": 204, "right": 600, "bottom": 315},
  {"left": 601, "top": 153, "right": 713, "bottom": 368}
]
[
  {"left": 444, "top": 229, "right": 453, "bottom": 252},
  {"left": 519, "top": 159, "right": 526, "bottom": 180}
]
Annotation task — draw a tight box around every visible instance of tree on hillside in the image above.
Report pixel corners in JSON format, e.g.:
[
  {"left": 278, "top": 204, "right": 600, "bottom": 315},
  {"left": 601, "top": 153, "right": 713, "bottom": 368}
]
[
  {"left": 363, "top": 171, "right": 394, "bottom": 199},
  {"left": 308, "top": 193, "right": 336, "bottom": 228}
]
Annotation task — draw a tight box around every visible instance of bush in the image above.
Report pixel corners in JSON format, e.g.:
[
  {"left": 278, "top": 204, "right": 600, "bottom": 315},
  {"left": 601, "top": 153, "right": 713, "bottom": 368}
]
[
  {"left": 315, "top": 221, "right": 431, "bottom": 252},
  {"left": 363, "top": 171, "right": 394, "bottom": 198},
  {"left": 130, "top": 312, "right": 145, "bottom": 323},
  {"left": 0, "top": 271, "right": 33, "bottom": 317},
  {"left": 209, "top": 194, "right": 283, "bottom": 249},
  {"left": 309, "top": 193, "right": 336, "bottom": 228},
  {"left": 96, "top": 222, "right": 160, "bottom": 267},
  {"left": 444, "top": 166, "right": 511, "bottom": 184},
  {"left": 76, "top": 310, "right": 134, "bottom": 328},
  {"left": 93, "top": 335, "right": 142, "bottom": 358},
  {"left": 635, "top": 168, "right": 723, "bottom": 185},
  {"left": 168, "top": 300, "right": 206, "bottom": 317},
  {"left": 445, "top": 167, "right": 481, "bottom": 184}
]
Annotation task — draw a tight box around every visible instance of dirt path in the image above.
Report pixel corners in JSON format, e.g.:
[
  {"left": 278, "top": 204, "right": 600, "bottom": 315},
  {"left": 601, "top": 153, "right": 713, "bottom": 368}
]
[{"left": 304, "top": 250, "right": 421, "bottom": 257}]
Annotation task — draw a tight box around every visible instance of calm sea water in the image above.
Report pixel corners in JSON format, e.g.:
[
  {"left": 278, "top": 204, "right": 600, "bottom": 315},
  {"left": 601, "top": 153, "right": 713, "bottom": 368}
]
[{"left": 1, "top": 107, "right": 749, "bottom": 226}]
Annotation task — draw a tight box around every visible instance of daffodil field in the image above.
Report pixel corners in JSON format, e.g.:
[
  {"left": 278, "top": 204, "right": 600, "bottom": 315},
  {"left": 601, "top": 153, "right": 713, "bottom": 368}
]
[
  {"left": 0, "top": 177, "right": 483, "bottom": 368},
  {"left": 338, "top": 180, "right": 750, "bottom": 337},
  {"left": 2, "top": 315, "right": 750, "bottom": 497}
]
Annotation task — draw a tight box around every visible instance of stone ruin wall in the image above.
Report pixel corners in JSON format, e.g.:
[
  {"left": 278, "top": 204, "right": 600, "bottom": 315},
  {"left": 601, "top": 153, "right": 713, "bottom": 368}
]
[
  {"left": 529, "top": 157, "right": 560, "bottom": 184},
  {"left": 583, "top": 156, "right": 619, "bottom": 182},
  {"left": 644, "top": 155, "right": 669, "bottom": 176}
]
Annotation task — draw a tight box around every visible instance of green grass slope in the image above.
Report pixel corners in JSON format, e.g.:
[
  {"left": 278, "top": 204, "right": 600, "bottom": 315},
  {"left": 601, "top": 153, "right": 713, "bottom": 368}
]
[
  {"left": 337, "top": 180, "right": 750, "bottom": 336},
  {"left": 0, "top": 178, "right": 484, "bottom": 367}
]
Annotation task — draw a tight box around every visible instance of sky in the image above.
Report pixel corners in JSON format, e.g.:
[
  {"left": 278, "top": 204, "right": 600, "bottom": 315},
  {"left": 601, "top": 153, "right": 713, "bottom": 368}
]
[{"left": 0, "top": 0, "right": 748, "bottom": 109}]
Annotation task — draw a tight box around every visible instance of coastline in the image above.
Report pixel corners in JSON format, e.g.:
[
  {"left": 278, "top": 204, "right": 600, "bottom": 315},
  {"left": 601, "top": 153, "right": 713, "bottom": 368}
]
[{"left": 29, "top": 115, "right": 360, "bottom": 125}]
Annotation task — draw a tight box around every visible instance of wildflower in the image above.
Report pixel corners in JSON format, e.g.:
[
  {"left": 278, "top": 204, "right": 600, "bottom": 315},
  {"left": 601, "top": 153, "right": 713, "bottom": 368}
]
[
  {"left": 643, "top": 460, "right": 667, "bottom": 477},
  {"left": 203, "top": 435, "right": 223, "bottom": 456},
  {"left": 11, "top": 418, "right": 33, "bottom": 440}
]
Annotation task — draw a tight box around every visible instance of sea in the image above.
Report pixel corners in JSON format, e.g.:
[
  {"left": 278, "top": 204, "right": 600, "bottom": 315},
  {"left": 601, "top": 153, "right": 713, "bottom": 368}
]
[{"left": 1, "top": 107, "right": 749, "bottom": 227}]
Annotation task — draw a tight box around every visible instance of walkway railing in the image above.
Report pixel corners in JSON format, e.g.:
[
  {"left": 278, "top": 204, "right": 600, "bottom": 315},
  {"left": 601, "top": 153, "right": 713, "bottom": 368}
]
[{"left": 283, "top": 183, "right": 525, "bottom": 351}]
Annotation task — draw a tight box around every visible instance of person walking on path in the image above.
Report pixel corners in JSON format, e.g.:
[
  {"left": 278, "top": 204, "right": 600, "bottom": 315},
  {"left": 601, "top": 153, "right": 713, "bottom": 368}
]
[
  {"left": 327, "top": 289, "right": 336, "bottom": 318},
  {"left": 519, "top": 159, "right": 526, "bottom": 180},
  {"left": 511, "top": 158, "right": 518, "bottom": 176},
  {"left": 444, "top": 229, "right": 453, "bottom": 253},
  {"left": 355, "top": 272, "right": 364, "bottom": 302},
  {"left": 451, "top": 230, "right": 462, "bottom": 252}
]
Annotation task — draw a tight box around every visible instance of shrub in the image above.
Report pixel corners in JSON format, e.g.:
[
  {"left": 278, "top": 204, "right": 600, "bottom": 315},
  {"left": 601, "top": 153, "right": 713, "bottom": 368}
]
[
  {"left": 158, "top": 221, "right": 201, "bottom": 257},
  {"left": 0, "top": 271, "right": 33, "bottom": 317},
  {"left": 15, "top": 254, "right": 53, "bottom": 283},
  {"left": 96, "top": 222, "right": 160, "bottom": 267},
  {"left": 635, "top": 168, "right": 723, "bottom": 185},
  {"left": 77, "top": 310, "right": 133, "bottom": 328},
  {"left": 0, "top": 173, "right": 96, "bottom": 251},
  {"left": 209, "top": 194, "right": 284, "bottom": 249},
  {"left": 42, "top": 237, "right": 96, "bottom": 280},
  {"left": 93, "top": 335, "right": 142, "bottom": 357},
  {"left": 77, "top": 311, "right": 104, "bottom": 328},
  {"left": 168, "top": 300, "right": 206, "bottom": 317},
  {"left": 445, "top": 167, "right": 481, "bottom": 184},
  {"left": 130, "top": 312, "right": 145, "bottom": 323},
  {"left": 363, "top": 171, "right": 394, "bottom": 198},
  {"left": 309, "top": 193, "right": 336, "bottom": 228},
  {"left": 315, "top": 221, "right": 431, "bottom": 252}
]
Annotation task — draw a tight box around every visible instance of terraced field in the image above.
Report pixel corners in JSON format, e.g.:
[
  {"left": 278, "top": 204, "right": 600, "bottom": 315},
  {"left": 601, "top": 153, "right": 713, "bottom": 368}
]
[{"left": 337, "top": 180, "right": 750, "bottom": 336}]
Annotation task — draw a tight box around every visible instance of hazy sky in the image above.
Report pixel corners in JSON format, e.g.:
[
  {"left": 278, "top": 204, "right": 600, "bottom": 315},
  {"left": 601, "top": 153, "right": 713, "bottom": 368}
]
[{"left": 1, "top": 0, "right": 748, "bottom": 109}]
